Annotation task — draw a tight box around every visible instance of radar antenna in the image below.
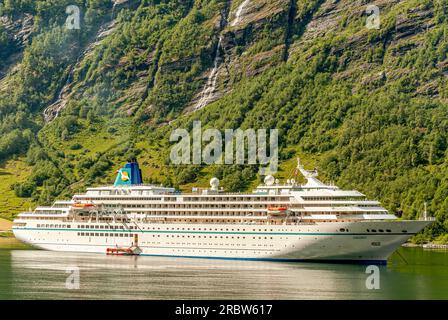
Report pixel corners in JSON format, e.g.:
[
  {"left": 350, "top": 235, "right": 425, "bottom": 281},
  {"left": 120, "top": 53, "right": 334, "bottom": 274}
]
[
  {"left": 296, "top": 158, "right": 326, "bottom": 187},
  {"left": 297, "top": 158, "right": 319, "bottom": 179}
]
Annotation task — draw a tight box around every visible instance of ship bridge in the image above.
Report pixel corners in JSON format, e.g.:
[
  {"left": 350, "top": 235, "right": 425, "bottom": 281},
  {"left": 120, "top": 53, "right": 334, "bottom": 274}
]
[{"left": 255, "top": 158, "right": 350, "bottom": 195}]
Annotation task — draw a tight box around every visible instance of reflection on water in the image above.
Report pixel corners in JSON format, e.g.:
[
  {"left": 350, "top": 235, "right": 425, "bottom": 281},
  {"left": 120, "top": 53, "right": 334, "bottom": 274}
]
[{"left": 0, "top": 247, "right": 447, "bottom": 299}]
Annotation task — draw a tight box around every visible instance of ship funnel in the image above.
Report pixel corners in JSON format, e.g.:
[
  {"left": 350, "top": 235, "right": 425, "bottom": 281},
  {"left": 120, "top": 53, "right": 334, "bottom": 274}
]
[{"left": 114, "top": 159, "right": 143, "bottom": 187}]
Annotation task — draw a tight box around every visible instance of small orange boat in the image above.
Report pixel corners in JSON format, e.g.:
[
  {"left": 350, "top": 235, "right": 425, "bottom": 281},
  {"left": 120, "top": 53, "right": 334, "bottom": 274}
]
[
  {"left": 106, "top": 248, "right": 136, "bottom": 256},
  {"left": 107, "top": 235, "right": 141, "bottom": 256}
]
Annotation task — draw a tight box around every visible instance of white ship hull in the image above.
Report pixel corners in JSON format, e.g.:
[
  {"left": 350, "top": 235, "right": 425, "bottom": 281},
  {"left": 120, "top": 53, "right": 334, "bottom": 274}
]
[{"left": 13, "top": 220, "right": 430, "bottom": 264}]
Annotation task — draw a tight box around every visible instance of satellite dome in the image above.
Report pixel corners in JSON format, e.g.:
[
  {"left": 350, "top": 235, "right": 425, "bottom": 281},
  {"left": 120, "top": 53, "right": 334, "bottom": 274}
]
[
  {"left": 264, "top": 175, "right": 275, "bottom": 186},
  {"left": 210, "top": 177, "right": 220, "bottom": 190}
]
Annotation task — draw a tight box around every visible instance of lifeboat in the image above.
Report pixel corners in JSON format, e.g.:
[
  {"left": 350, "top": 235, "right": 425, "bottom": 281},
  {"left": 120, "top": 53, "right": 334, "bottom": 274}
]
[
  {"left": 71, "top": 203, "right": 96, "bottom": 210},
  {"left": 267, "top": 206, "right": 289, "bottom": 216}
]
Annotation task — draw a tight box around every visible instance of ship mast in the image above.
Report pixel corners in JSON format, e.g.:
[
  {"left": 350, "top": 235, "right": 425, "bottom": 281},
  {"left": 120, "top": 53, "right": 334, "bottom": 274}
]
[
  {"left": 296, "top": 158, "right": 326, "bottom": 188},
  {"left": 424, "top": 202, "right": 427, "bottom": 221}
]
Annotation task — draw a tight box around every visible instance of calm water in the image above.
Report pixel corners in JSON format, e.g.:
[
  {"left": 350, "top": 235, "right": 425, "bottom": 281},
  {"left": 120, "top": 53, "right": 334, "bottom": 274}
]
[{"left": 0, "top": 244, "right": 447, "bottom": 299}]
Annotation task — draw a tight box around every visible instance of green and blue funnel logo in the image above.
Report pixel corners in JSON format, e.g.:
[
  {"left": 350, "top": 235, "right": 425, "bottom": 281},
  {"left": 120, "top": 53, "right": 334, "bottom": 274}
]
[
  {"left": 113, "top": 160, "right": 144, "bottom": 186},
  {"left": 114, "top": 168, "right": 132, "bottom": 186}
]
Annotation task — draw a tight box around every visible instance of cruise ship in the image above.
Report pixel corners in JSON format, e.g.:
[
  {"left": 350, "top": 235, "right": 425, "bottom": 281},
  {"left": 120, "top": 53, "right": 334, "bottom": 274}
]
[{"left": 12, "top": 159, "right": 433, "bottom": 264}]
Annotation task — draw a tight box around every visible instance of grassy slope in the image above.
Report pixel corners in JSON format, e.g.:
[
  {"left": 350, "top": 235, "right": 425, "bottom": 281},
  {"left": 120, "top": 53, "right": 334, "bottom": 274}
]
[
  {"left": 0, "top": 218, "right": 12, "bottom": 230},
  {"left": 0, "top": 159, "right": 33, "bottom": 221}
]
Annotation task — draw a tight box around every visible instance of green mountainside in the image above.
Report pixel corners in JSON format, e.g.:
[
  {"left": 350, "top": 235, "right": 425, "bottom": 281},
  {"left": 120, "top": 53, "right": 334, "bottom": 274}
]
[{"left": 0, "top": 0, "right": 447, "bottom": 243}]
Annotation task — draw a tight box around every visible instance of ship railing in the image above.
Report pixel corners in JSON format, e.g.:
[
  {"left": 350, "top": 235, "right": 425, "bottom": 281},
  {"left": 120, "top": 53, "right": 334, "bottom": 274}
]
[{"left": 419, "top": 217, "right": 436, "bottom": 221}]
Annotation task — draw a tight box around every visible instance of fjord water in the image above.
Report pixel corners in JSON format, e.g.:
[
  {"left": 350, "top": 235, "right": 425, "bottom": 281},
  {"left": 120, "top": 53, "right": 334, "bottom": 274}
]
[{"left": 0, "top": 245, "right": 447, "bottom": 299}]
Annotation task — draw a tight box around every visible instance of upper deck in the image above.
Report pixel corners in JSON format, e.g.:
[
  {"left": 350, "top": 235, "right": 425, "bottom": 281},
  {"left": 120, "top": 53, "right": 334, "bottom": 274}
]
[{"left": 14, "top": 159, "right": 395, "bottom": 224}]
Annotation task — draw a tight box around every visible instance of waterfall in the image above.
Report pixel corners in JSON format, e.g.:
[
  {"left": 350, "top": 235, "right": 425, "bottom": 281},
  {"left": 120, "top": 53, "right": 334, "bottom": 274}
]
[
  {"left": 231, "top": 0, "right": 250, "bottom": 27},
  {"left": 194, "top": 36, "right": 223, "bottom": 111},
  {"left": 193, "top": 0, "right": 244, "bottom": 111}
]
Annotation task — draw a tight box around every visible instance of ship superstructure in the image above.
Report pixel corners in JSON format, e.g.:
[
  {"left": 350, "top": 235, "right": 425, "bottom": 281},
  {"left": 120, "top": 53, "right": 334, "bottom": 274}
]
[{"left": 12, "top": 159, "right": 432, "bottom": 263}]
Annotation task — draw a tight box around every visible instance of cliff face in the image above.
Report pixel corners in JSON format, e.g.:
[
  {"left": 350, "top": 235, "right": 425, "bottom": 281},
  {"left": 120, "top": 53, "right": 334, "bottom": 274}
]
[
  {"left": 0, "top": 13, "right": 33, "bottom": 85},
  {"left": 0, "top": 0, "right": 447, "bottom": 240},
  {"left": 38, "top": 0, "right": 443, "bottom": 120},
  {"left": 1, "top": 1, "right": 444, "bottom": 117},
  {"left": 37, "top": 0, "right": 306, "bottom": 121}
]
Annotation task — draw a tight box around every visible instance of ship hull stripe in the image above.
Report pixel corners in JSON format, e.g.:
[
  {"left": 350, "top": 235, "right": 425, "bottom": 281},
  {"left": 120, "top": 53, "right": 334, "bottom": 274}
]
[
  {"left": 14, "top": 242, "right": 280, "bottom": 251},
  {"left": 139, "top": 254, "right": 388, "bottom": 265},
  {"left": 13, "top": 227, "right": 416, "bottom": 236}
]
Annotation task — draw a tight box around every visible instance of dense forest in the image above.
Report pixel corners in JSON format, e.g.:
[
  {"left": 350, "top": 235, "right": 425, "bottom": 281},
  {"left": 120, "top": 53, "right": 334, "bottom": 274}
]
[{"left": 0, "top": 0, "right": 447, "bottom": 243}]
